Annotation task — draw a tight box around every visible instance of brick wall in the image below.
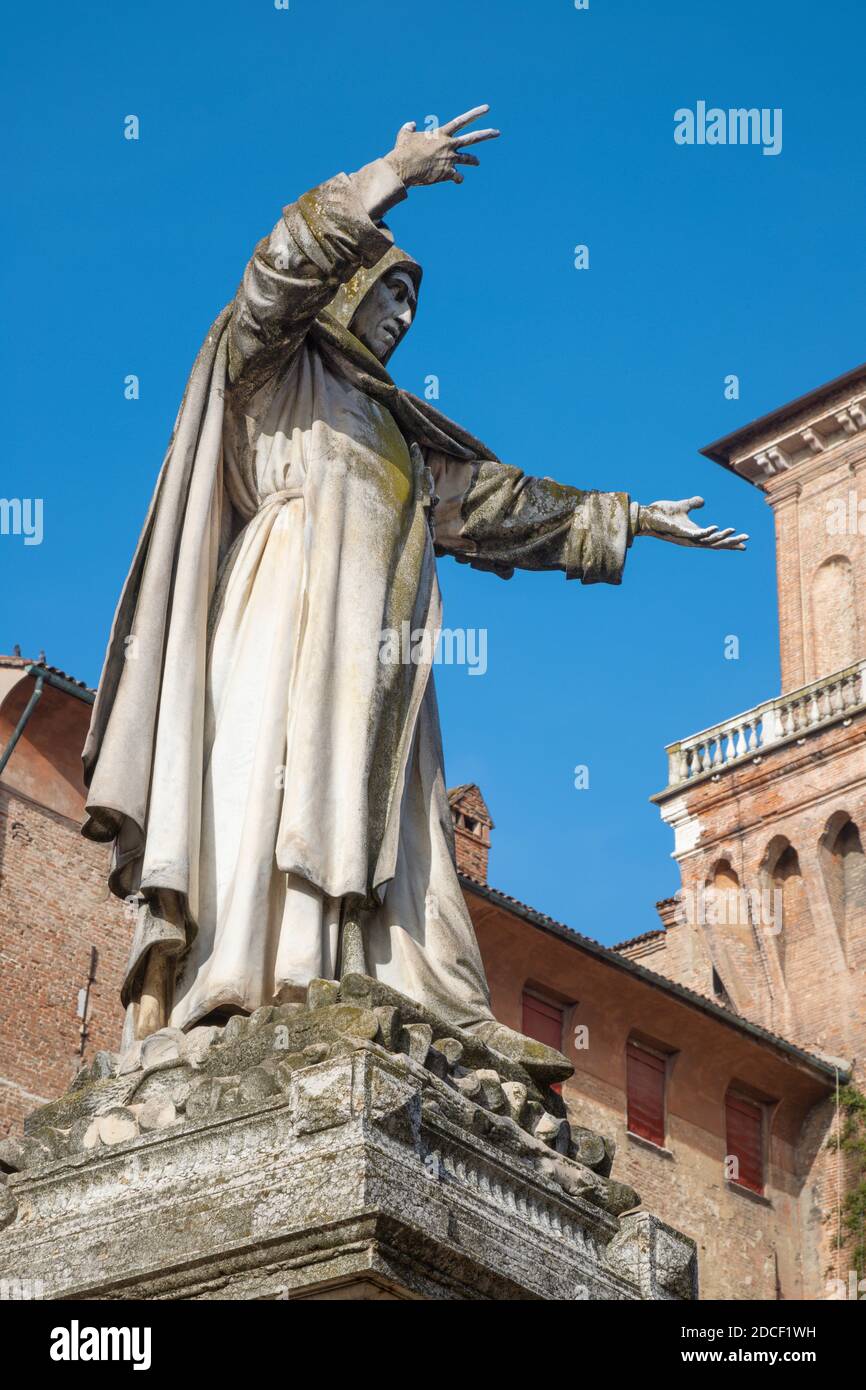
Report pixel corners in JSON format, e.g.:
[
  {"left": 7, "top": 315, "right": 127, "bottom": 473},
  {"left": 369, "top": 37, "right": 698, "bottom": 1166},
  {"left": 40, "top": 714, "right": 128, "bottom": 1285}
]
[
  {"left": 449, "top": 784, "right": 493, "bottom": 883},
  {"left": 0, "top": 788, "right": 129, "bottom": 1135},
  {"left": 655, "top": 716, "right": 866, "bottom": 1057},
  {"left": 470, "top": 890, "right": 837, "bottom": 1300},
  {"left": 768, "top": 453, "right": 866, "bottom": 692}
]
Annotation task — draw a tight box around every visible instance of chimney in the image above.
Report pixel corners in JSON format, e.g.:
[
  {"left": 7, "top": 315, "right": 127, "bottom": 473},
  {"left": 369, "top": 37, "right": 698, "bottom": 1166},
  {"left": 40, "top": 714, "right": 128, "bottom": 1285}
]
[{"left": 448, "top": 784, "right": 494, "bottom": 884}]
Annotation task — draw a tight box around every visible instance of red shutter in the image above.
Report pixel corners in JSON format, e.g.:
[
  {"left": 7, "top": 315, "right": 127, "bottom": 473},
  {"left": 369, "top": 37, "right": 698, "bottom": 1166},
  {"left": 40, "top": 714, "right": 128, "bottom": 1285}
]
[
  {"left": 626, "top": 1042, "right": 666, "bottom": 1147},
  {"left": 522, "top": 993, "right": 564, "bottom": 1094},
  {"left": 522, "top": 993, "right": 563, "bottom": 1049},
  {"left": 726, "top": 1094, "right": 764, "bottom": 1195}
]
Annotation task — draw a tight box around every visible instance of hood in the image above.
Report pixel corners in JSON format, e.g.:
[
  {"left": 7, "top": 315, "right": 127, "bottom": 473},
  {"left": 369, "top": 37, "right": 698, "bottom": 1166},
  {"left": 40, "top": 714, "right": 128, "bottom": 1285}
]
[{"left": 327, "top": 235, "right": 422, "bottom": 360}]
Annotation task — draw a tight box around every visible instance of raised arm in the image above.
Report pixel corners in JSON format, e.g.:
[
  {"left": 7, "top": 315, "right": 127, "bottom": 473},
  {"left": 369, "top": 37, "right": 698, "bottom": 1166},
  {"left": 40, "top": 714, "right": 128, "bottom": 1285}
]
[
  {"left": 228, "top": 106, "right": 501, "bottom": 398},
  {"left": 227, "top": 159, "right": 406, "bottom": 396}
]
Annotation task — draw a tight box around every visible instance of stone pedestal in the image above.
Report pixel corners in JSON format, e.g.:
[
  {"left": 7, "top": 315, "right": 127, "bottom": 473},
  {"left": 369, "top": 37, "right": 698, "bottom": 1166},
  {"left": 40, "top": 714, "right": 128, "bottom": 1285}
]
[{"left": 0, "top": 978, "right": 697, "bottom": 1301}]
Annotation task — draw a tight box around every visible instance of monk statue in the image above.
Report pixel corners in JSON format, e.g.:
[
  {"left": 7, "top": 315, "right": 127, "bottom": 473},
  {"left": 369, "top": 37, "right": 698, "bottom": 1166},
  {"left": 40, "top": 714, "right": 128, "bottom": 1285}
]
[{"left": 82, "top": 106, "right": 746, "bottom": 1074}]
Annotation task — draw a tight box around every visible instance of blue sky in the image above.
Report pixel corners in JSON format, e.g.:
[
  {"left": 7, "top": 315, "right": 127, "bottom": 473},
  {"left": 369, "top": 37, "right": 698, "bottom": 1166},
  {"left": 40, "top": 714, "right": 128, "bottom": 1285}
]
[{"left": 2, "top": 0, "right": 865, "bottom": 944}]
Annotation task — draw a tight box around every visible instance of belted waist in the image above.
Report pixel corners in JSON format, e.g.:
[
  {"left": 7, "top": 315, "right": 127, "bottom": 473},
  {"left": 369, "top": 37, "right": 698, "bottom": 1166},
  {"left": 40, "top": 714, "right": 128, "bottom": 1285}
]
[{"left": 258, "top": 486, "right": 305, "bottom": 510}]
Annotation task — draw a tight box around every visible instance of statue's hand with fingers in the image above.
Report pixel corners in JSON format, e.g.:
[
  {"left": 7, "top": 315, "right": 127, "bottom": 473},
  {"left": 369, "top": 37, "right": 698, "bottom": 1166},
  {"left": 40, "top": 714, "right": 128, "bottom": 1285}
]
[
  {"left": 384, "top": 104, "right": 500, "bottom": 188},
  {"left": 632, "top": 497, "right": 748, "bottom": 551}
]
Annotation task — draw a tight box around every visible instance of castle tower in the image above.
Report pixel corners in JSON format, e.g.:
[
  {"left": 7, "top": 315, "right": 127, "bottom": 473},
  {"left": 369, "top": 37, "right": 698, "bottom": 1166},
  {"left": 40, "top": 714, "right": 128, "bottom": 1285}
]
[
  {"left": 651, "top": 364, "right": 866, "bottom": 1065},
  {"left": 703, "top": 363, "right": 866, "bottom": 693}
]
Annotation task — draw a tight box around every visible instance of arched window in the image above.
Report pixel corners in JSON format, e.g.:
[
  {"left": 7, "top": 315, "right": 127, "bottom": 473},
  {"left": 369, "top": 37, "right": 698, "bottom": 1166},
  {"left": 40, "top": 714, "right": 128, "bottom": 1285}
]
[
  {"left": 811, "top": 555, "right": 858, "bottom": 679},
  {"left": 705, "top": 860, "right": 742, "bottom": 927},
  {"left": 704, "top": 859, "right": 752, "bottom": 1005},
  {"left": 769, "top": 844, "right": 812, "bottom": 982},
  {"left": 823, "top": 816, "right": 866, "bottom": 967}
]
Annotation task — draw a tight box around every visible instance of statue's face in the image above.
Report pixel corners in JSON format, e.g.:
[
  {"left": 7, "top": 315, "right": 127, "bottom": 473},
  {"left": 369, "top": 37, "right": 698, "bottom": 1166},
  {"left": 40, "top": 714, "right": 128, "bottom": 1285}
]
[{"left": 351, "top": 268, "right": 416, "bottom": 362}]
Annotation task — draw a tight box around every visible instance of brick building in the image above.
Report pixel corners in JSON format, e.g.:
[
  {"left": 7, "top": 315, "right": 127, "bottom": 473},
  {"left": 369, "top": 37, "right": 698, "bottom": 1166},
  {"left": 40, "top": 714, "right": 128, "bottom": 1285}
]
[
  {"left": 646, "top": 363, "right": 866, "bottom": 1290},
  {"left": 1, "top": 364, "right": 863, "bottom": 1299},
  {"left": 0, "top": 658, "right": 129, "bottom": 1134}
]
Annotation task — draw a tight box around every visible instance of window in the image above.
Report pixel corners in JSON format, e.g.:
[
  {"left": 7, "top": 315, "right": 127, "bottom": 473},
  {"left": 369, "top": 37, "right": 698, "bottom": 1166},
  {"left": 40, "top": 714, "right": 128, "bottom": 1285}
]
[
  {"left": 626, "top": 1040, "right": 667, "bottom": 1147},
  {"left": 725, "top": 1093, "right": 764, "bottom": 1195},
  {"left": 522, "top": 992, "right": 563, "bottom": 1049},
  {"left": 522, "top": 991, "right": 565, "bottom": 1093}
]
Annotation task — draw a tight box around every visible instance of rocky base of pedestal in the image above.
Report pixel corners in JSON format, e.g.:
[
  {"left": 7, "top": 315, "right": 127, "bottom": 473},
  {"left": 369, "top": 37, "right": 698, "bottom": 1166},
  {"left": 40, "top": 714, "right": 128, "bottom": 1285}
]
[{"left": 0, "top": 976, "right": 697, "bottom": 1300}]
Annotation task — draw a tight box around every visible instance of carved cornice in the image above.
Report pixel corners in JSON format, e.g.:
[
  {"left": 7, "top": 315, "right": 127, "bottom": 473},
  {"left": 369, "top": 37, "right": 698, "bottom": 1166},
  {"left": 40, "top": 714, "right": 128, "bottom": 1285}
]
[{"left": 701, "top": 366, "right": 866, "bottom": 489}]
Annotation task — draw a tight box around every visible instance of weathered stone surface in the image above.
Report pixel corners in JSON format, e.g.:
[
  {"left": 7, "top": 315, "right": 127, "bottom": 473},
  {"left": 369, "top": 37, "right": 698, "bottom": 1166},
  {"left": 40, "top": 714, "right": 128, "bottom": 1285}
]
[
  {"left": 0, "top": 1135, "right": 52, "bottom": 1171},
  {"left": 569, "top": 1124, "right": 611, "bottom": 1173},
  {"left": 0, "top": 1045, "right": 696, "bottom": 1301},
  {"left": 373, "top": 1006, "right": 401, "bottom": 1050},
  {"left": 399, "top": 1022, "right": 433, "bottom": 1064},
  {"left": 475, "top": 1069, "right": 506, "bottom": 1113},
  {"left": 222, "top": 1015, "right": 248, "bottom": 1044},
  {"left": 90, "top": 1051, "right": 119, "bottom": 1081},
  {"left": 534, "top": 1111, "right": 570, "bottom": 1153},
  {"left": 501, "top": 1081, "right": 528, "bottom": 1126},
  {"left": 329, "top": 1005, "right": 379, "bottom": 1041},
  {"left": 605, "top": 1211, "right": 699, "bottom": 1300},
  {"left": 237, "top": 1068, "right": 279, "bottom": 1106},
  {"left": 306, "top": 978, "right": 339, "bottom": 1011},
  {"left": 1, "top": 972, "right": 696, "bottom": 1301},
  {"left": 185, "top": 1078, "right": 223, "bottom": 1121},
  {"left": 452, "top": 1071, "right": 481, "bottom": 1099},
  {"left": 471, "top": 1019, "right": 574, "bottom": 1083},
  {"left": 0, "top": 1185, "right": 16, "bottom": 1231},
  {"left": 140, "top": 1029, "right": 185, "bottom": 1070},
  {"left": 81, "top": 1121, "right": 102, "bottom": 1152},
  {"left": 431, "top": 1036, "right": 463, "bottom": 1066},
  {"left": 96, "top": 1108, "right": 139, "bottom": 1146},
  {"left": 116, "top": 1041, "right": 143, "bottom": 1076},
  {"left": 138, "top": 1098, "right": 178, "bottom": 1132},
  {"left": 181, "top": 1026, "right": 220, "bottom": 1067},
  {"left": 270, "top": 1054, "right": 309, "bottom": 1089},
  {"left": 13, "top": 975, "right": 605, "bottom": 1175},
  {"left": 0, "top": 1137, "right": 29, "bottom": 1173}
]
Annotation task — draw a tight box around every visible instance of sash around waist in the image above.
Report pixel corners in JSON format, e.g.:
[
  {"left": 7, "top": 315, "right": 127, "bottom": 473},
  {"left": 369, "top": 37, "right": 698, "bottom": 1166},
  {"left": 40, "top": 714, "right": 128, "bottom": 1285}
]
[{"left": 257, "top": 486, "right": 305, "bottom": 510}]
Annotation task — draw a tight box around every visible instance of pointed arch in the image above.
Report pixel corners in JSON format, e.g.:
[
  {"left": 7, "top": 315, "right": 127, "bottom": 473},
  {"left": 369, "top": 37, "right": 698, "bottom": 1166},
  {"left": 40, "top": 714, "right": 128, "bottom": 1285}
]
[
  {"left": 760, "top": 836, "right": 813, "bottom": 983},
  {"left": 821, "top": 812, "right": 866, "bottom": 968},
  {"left": 810, "top": 554, "right": 858, "bottom": 679}
]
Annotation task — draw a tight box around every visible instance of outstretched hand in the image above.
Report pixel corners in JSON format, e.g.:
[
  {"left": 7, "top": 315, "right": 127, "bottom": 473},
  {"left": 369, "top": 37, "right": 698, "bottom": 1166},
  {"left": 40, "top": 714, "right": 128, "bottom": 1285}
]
[
  {"left": 384, "top": 105, "right": 500, "bottom": 188},
  {"left": 637, "top": 497, "right": 748, "bottom": 550}
]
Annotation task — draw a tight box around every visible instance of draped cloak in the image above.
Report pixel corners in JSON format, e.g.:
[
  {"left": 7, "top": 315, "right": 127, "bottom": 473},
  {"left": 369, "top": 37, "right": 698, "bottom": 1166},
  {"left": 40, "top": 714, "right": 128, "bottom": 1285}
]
[{"left": 82, "top": 167, "right": 634, "bottom": 1034}]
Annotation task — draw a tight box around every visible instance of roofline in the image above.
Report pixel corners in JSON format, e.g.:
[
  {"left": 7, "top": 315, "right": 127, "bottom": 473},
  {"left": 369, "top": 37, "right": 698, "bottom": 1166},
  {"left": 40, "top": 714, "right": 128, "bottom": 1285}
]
[
  {"left": 612, "top": 927, "right": 666, "bottom": 951},
  {"left": 0, "top": 659, "right": 94, "bottom": 704},
  {"left": 700, "top": 361, "right": 866, "bottom": 471},
  {"left": 460, "top": 875, "right": 846, "bottom": 1085}
]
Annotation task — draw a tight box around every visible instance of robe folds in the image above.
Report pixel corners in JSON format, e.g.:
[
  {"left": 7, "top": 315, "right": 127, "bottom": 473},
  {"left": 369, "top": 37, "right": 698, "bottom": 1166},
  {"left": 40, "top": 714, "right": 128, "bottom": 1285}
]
[{"left": 82, "top": 165, "right": 634, "bottom": 1033}]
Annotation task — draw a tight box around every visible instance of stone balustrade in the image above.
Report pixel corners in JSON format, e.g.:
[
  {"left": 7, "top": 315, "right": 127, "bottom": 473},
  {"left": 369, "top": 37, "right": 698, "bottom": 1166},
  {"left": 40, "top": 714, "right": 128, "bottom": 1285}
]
[{"left": 664, "top": 659, "right": 866, "bottom": 789}]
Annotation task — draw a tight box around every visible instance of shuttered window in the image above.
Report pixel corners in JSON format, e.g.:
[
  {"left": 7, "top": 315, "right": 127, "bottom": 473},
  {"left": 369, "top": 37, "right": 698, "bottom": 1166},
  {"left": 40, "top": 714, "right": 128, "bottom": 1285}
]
[
  {"left": 626, "top": 1041, "right": 666, "bottom": 1147},
  {"left": 522, "top": 992, "right": 564, "bottom": 1094},
  {"left": 726, "top": 1094, "right": 765, "bottom": 1195}
]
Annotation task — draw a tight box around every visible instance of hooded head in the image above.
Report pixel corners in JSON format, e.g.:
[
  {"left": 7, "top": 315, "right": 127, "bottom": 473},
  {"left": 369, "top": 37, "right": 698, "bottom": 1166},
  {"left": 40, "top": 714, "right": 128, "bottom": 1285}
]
[{"left": 327, "top": 230, "right": 422, "bottom": 367}]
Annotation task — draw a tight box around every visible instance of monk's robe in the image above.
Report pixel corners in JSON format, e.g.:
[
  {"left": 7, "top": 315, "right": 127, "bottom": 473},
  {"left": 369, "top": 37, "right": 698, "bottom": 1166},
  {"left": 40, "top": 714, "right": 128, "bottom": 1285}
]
[{"left": 82, "top": 162, "right": 635, "bottom": 1035}]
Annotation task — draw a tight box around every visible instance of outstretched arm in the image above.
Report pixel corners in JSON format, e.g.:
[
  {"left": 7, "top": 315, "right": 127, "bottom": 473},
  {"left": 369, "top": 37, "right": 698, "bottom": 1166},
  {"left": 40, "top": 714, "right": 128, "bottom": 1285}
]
[
  {"left": 427, "top": 454, "right": 634, "bottom": 584},
  {"left": 427, "top": 454, "right": 747, "bottom": 584}
]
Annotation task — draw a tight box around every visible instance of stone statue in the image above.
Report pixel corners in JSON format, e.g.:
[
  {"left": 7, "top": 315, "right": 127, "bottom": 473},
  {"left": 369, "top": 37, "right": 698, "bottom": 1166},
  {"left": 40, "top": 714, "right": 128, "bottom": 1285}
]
[{"left": 81, "top": 106, "right": 746, "bottom": 1075}]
